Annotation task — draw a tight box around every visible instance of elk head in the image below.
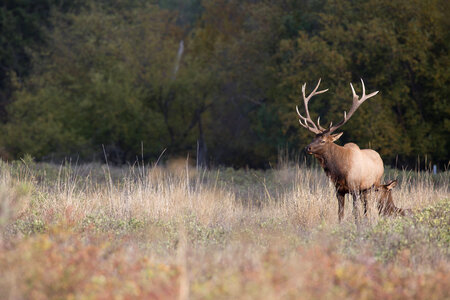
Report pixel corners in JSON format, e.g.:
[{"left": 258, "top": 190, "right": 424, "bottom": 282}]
[
  {"left": 376, "top": 179, "right": 397, "bottom": 194},
  {"left": 296, "top": 79, "right": 379, "bottom": 155}
]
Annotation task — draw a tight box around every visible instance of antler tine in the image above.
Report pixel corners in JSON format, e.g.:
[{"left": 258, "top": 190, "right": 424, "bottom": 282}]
[
  {"left": 298, "top": 116, "right": 314, "bottom": 132},
  {"left": 296, "top": 105, "right": 308, "bottom": 126},
  {"left": 311, "top": 79, "right": 329, "bottom": 96},
  {"left": 296, "top": 105, "right": 320, "bottom": 133},
  {"left": 298, "top": 119, "right": 308, "bottom": 129},
  {"left": 296, "top": 105, "right": 301, "bottom": 117},
  {"left": 328, "top": 79, "right": 379, "bottom": 134},
  {"left": 317, "top": 116, "right": 326, "bottom": 131},
  {"left": 350, "top": 82, "right": 357, "bottom": 100},
  {"left": 361, "top": 78, "right": 366, "bottom": 97},
  {"left": 303, "top": 79, "right": 329, "bottom": 107},
  {"left": 302, "top": 82, "right": 312, "bottom": 121},
  {"left": 354, "top": 78, "right": 379, "bottom": 103},
  {"left": 360, "top": 78, "right": 379, "bottom": 102},
  {"left": 310, "top": 78, "right": 322, "bottom": 97},
  {"left": 301, "top": 83, "right": 307, "bottom": 100},
  {"left": 296, "top": 79, "right": 329, "bottom": 134}
]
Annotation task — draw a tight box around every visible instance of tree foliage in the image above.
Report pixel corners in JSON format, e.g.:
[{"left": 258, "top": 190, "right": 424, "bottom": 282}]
[{"left": 0, "top": 0, "right": 448, "bottom": 168}]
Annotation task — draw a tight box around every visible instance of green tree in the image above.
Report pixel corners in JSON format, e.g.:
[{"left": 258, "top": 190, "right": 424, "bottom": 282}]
[
  {"left": 1, "top": 0, "right": 447, "bottom": 168},
  {"left": 3, "top": 4, "right": 178, "bottom": 162},
  {"left": 0, "top": 0, "right": 85, "bottom": 121},
  {"left": 271, "top": 0, "right": 449, "bottom": 167}
]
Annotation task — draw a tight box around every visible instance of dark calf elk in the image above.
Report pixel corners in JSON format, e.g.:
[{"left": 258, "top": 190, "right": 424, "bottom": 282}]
[
  {"left": 296, "top": 79, "right": 400, "bottom": 222},
  {"left": 376, "top": 180, "right": 410, "bottom": 216}
]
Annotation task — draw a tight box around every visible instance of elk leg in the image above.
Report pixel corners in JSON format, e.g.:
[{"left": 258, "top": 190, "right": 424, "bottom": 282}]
[
  {"left": 337, "top": 192, "right": 345, "bottom": 222},
  {"left": 361, "top": 190, "right": 369, "bottom": 216},
  {"left": 352, "top": 192, "right": 360, "bottom": 224}
]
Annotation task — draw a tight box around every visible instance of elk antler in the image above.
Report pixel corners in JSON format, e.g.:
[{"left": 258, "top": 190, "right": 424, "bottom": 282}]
[
  {"left": 296, "top": 79, "right": 329, "bottom": 134},
  {"left": 327, "top": 79, "right": 379, "bottom": 134}
]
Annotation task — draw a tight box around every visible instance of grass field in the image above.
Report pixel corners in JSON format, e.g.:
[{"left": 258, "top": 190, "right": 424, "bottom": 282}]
[{"left": 0, "top": 158, "right": 449, "bottom": 299}]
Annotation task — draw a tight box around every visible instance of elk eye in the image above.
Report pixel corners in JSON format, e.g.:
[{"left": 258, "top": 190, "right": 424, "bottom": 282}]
[{"left": 320, "top": 140, "right": 326, "bottom": 144}]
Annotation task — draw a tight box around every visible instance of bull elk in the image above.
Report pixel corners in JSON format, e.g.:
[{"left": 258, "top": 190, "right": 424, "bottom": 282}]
[{"left": 296, "top": 79, "right": 403, "bottom": 222}]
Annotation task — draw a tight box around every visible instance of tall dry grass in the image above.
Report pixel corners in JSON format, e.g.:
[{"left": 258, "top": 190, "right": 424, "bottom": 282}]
[
  {"left": 0, "top": 159, "right": 448, "bottom": 299},
  {"left": 0, "top": 158, "right": 448, "bottom": 232}
]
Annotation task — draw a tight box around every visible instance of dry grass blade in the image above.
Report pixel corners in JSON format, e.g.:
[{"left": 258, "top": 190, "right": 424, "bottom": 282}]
[{"left": 0, "top": 160, "right": 448, "bottom": 299}]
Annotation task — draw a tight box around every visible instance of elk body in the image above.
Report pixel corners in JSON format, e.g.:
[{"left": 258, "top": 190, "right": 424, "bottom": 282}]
[
  {"left": 296, "top": 79, "right": 399, "bottom": 222},
  {"left": 376, "top": 180, "right": 410, "bottom": 216}
]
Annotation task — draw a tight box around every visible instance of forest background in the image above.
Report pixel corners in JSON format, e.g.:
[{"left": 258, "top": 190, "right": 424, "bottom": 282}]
[{"left": 0, "top": 0, "right": 448, "bottom": 169}]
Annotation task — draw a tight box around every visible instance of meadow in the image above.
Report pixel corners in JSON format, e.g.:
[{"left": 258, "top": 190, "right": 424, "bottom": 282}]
[{"left": 0, "top": 157, "right": 448, "bottom": 299}]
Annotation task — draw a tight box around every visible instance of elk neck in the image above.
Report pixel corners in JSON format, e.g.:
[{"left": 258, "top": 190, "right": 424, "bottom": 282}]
[{"left": 314, "top": 142, "right": 349, "bottom": 182}]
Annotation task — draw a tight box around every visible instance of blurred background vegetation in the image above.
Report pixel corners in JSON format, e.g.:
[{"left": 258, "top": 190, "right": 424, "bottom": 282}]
[{"left": 0, "top": 0, "right": 448, "bottom": 168}]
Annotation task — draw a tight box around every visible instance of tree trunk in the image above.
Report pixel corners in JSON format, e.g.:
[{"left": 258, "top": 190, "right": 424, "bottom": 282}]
[{"left": 196, "top": 113, "right": 207, "bottom": 169}]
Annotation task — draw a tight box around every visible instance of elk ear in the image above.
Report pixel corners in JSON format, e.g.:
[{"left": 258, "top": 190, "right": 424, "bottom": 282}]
[
  {"left": 385, "top": 179, "right": 398, "bottom": 190},
  {"left": 331, "top": 132, "right": 343, "bottom": 142}
]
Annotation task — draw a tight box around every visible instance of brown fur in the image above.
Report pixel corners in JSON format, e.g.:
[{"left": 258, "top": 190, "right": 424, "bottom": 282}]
[
  {"left": 306, "top": 133, "right": 384, "bottom": 222},
  {"left": 375, "top": 180, "right": 410, "bottom": 216},
  {"left": 297, "top": 79, "right": 406, "bottom": 222}
]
